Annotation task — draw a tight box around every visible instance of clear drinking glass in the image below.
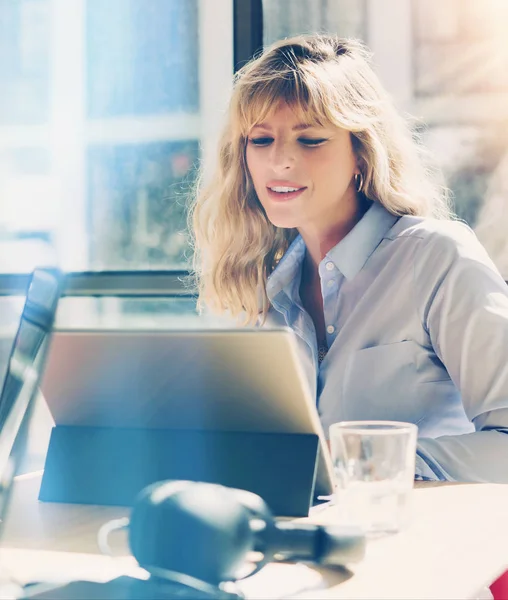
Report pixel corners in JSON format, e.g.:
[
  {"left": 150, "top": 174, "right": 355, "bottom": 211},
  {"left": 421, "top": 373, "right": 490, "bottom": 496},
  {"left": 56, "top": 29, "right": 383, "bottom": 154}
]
[{"left": 329, "top": 421, "right": 418, "bottom": 535}]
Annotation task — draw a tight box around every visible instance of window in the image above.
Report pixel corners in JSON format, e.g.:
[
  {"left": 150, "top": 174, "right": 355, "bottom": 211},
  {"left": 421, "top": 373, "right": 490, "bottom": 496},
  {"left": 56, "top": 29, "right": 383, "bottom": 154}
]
[{"left": 0, "top": 0, "right": 233, "bottom": 273}]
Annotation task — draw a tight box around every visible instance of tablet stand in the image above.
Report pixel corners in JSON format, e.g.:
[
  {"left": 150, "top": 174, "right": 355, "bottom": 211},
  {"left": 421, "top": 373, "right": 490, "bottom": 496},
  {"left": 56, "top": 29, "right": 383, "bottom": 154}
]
[{"left": 39, "top": 426, "right": 319, "bottom": 517}]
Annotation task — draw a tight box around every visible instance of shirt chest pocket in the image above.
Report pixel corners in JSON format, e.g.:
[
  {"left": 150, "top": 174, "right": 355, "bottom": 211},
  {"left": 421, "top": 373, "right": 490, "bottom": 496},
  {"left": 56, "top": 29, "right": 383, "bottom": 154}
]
[{"left": 341, "top": 341, "right": 426, "bottom": 424}]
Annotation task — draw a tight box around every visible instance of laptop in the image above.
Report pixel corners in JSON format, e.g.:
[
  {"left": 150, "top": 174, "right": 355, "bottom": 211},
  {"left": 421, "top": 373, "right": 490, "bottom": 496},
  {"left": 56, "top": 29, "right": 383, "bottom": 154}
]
[
  {"left": 40, "top": 328, "right": 335, "bottom": 515},
  {"left": 0, "top": 268, "right": 63, "bottom": 540}
]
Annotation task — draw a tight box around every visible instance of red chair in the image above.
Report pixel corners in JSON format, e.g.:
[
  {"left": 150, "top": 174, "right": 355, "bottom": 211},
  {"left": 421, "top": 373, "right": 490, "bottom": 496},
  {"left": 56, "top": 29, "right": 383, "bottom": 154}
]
[{"left": 491, "top": 570, "right": 508, "bottom": 600}]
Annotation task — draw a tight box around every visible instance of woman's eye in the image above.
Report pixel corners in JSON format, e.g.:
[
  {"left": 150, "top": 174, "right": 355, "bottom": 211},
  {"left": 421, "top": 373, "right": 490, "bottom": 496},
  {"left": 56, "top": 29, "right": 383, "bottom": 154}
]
[
  {"left": 247, "top": 136, "right": 327, "bottom": 147},
  {"left": 299, "top": 138, "right": 327, "bottom": 146},
  {"left": 249, "top": 137, "right": 273, "bottom": 146}
]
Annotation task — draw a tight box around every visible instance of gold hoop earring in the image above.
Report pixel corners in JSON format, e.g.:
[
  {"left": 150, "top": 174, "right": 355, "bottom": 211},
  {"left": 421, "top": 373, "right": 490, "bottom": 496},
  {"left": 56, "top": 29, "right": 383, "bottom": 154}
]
[{"left": 354, "top": 172, "right": 364, "bottom": 193}]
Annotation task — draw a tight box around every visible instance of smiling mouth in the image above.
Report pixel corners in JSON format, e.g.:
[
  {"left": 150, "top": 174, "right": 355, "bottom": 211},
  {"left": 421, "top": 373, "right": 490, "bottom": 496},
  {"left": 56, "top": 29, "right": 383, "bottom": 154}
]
[
  {"left": 266, "top": 186, "right": 307, "bottom": 201},
  {"left": 269, "top": 185, "right": 302, "bottom": 193}
]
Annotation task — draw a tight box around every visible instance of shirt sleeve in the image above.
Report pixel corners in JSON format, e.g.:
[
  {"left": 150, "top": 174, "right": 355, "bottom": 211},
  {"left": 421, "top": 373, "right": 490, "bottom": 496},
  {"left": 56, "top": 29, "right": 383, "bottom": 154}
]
[{"left": 413, "top": 221, "right": 508, "bottom": 482}]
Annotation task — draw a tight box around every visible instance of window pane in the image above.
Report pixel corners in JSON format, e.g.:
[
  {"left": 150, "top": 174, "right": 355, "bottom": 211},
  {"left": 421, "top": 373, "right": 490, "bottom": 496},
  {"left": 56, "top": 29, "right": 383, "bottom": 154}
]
[
  {"left": 87, "top": 141, "right": 198, "bottom": 269},
  {"left": 0, "top": 0, "right": 51, "bottom": 125},
  {"left": 0, "top": 0, "right": 233, "bottom": 273},
  {"left": 86, "top": 0, "right": 199, "bottom": 118},
  {"left": 263, "top": 0, "right": 366, "bottom": 45},
  {"left": 262, "top": 0, "right": 508, "bottom": 280}
]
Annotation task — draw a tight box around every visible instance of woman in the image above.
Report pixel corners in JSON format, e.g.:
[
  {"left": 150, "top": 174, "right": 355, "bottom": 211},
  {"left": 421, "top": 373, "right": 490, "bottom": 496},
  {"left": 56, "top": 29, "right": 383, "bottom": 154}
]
[{"left": 189, "top": 34, "right": 508, "bottom": 482}]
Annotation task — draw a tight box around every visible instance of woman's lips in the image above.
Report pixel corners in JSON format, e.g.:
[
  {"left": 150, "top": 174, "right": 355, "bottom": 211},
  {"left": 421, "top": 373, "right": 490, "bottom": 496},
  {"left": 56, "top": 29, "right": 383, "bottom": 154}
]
[{"left": 266, "top": 187, "right": 307, "bottom": 201}]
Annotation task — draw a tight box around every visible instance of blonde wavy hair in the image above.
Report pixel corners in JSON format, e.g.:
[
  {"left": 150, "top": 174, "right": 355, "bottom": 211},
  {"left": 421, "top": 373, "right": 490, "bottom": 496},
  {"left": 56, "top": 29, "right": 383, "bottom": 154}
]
[{"left": 188, "top": 34, "right": 452, "bottom": 323}]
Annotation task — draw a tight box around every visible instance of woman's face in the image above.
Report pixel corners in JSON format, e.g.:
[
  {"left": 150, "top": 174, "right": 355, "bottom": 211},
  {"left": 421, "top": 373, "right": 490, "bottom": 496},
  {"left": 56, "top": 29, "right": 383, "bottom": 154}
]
[{"left": 245, "top": 102, "right": 360, "bottom": 233}]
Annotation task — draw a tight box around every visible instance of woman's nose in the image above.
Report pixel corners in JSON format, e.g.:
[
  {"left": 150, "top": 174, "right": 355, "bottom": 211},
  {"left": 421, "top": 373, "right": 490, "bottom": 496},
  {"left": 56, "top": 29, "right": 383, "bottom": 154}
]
[{"left": 269, "top": 141, "right": 295, "bottom": 172}]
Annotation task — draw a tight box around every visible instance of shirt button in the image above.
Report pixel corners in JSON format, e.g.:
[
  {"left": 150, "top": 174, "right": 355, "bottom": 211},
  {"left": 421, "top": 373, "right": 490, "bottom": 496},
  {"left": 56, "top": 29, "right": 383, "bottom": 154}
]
[
  {"left": 327, "top": 279, "right": 335, "bottom": 288},
  {"left": 325, "top": 262, "right": 334, "bottom": 271},
  {"left": 326, "top": 325, "right": 335, "bottom": 334}
]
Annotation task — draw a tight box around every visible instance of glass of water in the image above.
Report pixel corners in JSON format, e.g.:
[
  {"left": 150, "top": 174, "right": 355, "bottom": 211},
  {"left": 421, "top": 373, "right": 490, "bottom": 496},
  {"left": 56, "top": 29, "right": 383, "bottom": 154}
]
[{"left": 329, "top": 420, "right": 417, "bottom": 535}]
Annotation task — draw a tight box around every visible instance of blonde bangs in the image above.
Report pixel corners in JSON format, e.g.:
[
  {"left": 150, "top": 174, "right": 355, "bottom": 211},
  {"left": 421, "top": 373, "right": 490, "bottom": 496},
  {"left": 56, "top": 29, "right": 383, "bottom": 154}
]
[{"left": 233, "top": 64, "right": 348, "bottom": 138}]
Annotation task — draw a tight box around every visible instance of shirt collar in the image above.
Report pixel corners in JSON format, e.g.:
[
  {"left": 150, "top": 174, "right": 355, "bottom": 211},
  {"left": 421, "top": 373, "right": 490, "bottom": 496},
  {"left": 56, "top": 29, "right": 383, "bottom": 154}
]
[
  {"left": 266, "top": 235, "right": 306, "bottom": 302},
  {"left": 266, "top": 202, "right": 399, "bottom": 300},
  {"left": 327, "top": 202, "right": 399, "bottom": 280}
]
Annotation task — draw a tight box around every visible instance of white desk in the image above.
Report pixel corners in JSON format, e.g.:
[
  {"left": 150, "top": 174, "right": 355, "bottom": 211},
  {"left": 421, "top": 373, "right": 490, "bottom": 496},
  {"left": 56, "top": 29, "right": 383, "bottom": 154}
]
[{"left": 1, "top": 473, "right": 508, "bottom": 599}]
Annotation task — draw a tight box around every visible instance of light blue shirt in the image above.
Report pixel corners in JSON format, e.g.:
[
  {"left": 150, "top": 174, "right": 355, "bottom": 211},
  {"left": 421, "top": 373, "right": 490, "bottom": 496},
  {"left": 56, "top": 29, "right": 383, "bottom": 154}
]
[{"left": 264, "top": 202, "right": 508, "bottom": 482}]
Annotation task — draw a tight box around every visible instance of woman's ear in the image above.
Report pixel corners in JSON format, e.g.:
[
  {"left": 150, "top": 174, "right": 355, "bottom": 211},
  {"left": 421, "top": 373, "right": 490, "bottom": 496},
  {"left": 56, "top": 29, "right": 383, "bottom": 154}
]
[{"left": 350, "top": 131, "right": 364, "bottom": 162}]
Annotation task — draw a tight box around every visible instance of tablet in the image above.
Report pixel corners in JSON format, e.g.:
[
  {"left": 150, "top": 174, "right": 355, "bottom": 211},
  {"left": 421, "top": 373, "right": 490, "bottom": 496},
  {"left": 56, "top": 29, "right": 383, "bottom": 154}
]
[{"left": 40, "top": 327, "right": 335, "bottom": 496}]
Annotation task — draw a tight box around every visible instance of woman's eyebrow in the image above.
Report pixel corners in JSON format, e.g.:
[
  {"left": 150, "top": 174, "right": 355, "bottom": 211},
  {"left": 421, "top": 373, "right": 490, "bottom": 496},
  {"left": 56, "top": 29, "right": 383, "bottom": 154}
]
[{"left": 250, "top": 123, "right": 315, "bottom": 131}]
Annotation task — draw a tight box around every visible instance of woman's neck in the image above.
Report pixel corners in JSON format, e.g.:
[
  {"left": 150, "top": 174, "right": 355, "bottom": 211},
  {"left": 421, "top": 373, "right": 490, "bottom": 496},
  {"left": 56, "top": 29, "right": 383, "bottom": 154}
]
[{"left": 299, "top": 195, "right": 371, "bottom": 275}]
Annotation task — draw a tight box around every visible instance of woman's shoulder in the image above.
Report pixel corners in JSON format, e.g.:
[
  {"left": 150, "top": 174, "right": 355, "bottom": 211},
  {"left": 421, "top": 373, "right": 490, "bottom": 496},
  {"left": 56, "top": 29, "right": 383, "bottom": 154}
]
[
  {"left": 387, "top": 214, "right": 474, "bottom": 246},
  {"left": 385, "top": 214, "right": 503, "bottom": 282},
  {"left": 386, "top": 215, "right": 488, "bottom": 261}
]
